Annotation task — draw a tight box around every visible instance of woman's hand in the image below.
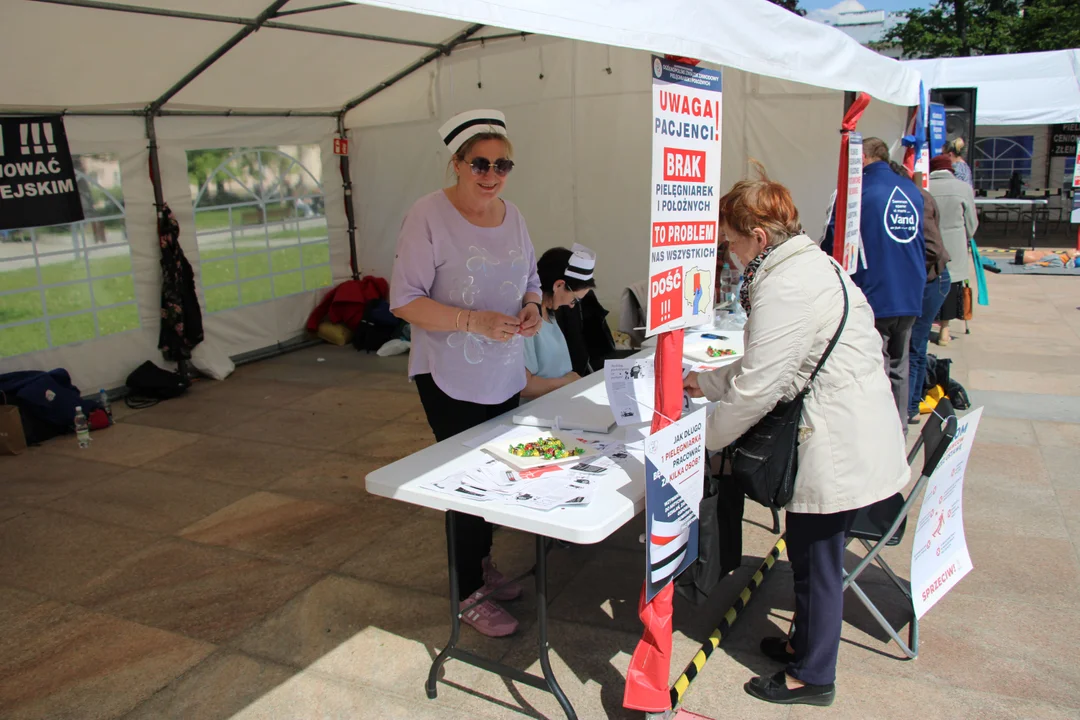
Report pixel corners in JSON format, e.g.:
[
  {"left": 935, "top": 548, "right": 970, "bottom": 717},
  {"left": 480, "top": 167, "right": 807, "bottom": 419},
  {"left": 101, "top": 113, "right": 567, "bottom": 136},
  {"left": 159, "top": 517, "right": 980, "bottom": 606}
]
[
  {"left": 469, "top": 310, "right": 521, "bottom": 342},
  {"left": 518, "top": 303, "right": 542, "bottom": 338},
  {"left": 562, "top": 371, "right": 581, "bottom": 386},
  {"left": 683, "top": 371, "right": 704, "bottom": 398}
]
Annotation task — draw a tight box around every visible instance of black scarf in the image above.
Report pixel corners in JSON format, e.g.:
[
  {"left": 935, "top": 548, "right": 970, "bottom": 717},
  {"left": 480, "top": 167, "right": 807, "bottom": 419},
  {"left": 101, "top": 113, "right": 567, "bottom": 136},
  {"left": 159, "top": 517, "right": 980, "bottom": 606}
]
[{"left": 739, "top": 245, "right": 776, "bottom": 316}]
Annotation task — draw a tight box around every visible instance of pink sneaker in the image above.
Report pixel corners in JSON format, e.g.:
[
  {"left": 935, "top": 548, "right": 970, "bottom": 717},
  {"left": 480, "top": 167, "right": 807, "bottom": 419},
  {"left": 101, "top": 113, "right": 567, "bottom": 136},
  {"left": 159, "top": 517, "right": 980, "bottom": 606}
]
[
  {"left": 461, "top": 589, "right": 519, "bottom": 637},
  {"left": 482, "top": 556, "right": 523, "bottom": 601}
]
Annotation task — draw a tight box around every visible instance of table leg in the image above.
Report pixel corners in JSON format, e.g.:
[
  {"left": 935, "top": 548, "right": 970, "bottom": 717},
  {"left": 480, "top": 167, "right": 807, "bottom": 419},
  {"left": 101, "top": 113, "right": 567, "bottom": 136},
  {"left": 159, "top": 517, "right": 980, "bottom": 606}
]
[
  {"left": 1032, "top": 209, "right": 1037, "bottom": 249},
  {"left": 536, "top": 535, "right": 577, "bottom": 719},
  {"left": 424, "top": 520, "right": 578, "bottom": 719},
  {"left": 426, "top": 511, "right": 462, "bottom": 699}
]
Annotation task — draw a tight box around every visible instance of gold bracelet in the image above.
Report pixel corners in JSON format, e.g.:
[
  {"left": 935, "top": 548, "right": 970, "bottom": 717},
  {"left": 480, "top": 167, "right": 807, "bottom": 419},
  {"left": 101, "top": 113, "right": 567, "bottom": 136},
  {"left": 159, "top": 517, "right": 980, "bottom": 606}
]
[
  {"left": 467, "top": 310, "right": 473, "bottom": 333},
  {"left": 455, "top": 309, "right": 463, "bottom": 331}
]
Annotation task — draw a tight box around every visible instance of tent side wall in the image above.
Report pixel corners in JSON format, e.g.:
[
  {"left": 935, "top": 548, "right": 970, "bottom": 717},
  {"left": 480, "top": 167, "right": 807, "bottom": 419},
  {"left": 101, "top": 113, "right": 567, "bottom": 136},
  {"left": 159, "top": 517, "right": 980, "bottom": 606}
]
[
  {"left": 347, "top": 37, "right": 909, "bottom": 319},
  {"left": 1, "top": 117, "right": 159, "bottom": 390},
  {"left": 2, "top": 116, "right": 351, "bottom": 392}
]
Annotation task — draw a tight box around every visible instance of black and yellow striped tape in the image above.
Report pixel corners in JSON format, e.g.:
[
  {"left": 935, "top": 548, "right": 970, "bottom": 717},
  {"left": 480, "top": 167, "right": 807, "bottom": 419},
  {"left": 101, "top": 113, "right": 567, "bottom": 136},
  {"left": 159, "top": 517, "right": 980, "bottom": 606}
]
[{"left": 669, "top": 536, "right": 787, "bottom": 708}]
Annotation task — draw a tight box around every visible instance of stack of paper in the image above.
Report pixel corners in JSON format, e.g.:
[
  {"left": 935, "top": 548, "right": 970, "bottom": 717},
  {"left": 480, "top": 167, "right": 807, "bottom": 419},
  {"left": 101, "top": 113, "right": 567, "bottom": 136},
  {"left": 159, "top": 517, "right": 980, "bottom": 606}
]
[{"left": 419, "top": 444, "right": 632, "bottom": 512}]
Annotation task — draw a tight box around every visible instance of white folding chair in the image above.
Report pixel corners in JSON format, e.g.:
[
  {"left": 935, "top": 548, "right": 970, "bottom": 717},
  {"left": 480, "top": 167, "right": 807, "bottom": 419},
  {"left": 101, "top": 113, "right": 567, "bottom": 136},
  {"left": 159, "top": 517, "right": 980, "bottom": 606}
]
[{"left": 841, "top": 398, "right": 958, "bottom": 659}]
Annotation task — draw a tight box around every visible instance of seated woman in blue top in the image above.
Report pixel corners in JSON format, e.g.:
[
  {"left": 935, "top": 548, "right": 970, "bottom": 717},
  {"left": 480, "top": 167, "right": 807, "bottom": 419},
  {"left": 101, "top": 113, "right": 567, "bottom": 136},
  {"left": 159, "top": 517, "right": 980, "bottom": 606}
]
[{"left": 522, "top": 244, "right": 597, "bottom": 398}]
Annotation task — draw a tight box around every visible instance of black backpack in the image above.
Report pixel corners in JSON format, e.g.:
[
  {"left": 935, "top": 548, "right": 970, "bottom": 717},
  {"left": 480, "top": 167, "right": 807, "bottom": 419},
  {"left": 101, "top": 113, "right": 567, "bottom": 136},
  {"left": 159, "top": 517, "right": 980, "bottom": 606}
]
[
  {"left": 125, "top": 361, "right": 190, "bottom": 408},
  {"left": 924, "top": 354, "right": 970, "bottom": 411},
  {"left": 351, "top": 299, "right": 401, "bottom": 353}
]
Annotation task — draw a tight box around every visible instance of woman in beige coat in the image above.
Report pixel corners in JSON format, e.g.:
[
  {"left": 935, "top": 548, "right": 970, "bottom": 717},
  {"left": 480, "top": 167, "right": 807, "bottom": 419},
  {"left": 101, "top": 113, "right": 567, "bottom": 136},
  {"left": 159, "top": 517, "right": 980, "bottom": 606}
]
[
  {"left": 684, "top": 172, "right": 908, "bottom": 707},
  {"left": 928, "top": 154, "right": 979, "bottom": 345}
]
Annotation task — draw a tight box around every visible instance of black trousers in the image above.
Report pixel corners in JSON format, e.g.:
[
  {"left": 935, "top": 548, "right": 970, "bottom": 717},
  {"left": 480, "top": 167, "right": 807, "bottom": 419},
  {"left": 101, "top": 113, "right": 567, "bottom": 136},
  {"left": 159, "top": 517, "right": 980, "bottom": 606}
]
[
  {"left": 874, "top": 315, "right": 916, "bottom": 427},
  {"left": 785, "top": 509, "right": 857, "bottom": 686},
  {"left": 414, "top": 374, "right": 520, "bottom": 600}
]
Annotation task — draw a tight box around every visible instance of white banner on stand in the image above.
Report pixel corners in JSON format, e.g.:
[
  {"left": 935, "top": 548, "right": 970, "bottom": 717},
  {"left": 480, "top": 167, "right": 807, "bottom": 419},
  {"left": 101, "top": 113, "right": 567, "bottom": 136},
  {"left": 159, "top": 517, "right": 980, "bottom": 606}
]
[
  {"left": 646, "top": 56, "right": 722, "bottom": 337},
  {"left": 910, "top": 407, "right": 982, "bottom": 619},
  {"left": 841, "top": 132, "right": 863, "bottom": 274},
  {"left": 644, "top": 407, "right": 706, "bottom": 602}
]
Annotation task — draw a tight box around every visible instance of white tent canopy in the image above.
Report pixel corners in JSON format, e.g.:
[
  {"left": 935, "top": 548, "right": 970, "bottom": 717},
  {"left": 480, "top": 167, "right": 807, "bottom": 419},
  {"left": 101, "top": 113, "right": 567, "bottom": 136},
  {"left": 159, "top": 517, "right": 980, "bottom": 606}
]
[
  {"left": 0, "top": 0, "right": 918, "bottom": 391},
  {"left": 2, "top": 0, "right": 921, "bottom": 114},
  {"left": 904, "top": 50, "right": 1080, "bottom": 126}
]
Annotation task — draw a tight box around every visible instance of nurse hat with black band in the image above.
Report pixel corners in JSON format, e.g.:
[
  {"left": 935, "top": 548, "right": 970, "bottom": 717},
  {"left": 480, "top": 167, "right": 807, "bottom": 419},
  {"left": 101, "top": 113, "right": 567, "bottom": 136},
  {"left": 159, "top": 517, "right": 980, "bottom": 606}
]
[
  {"left": 439, "top": 109, "right": 507, "bottom": 156},
  {"left": 565, "top": 243, "right": 597, "bottom": 282}
]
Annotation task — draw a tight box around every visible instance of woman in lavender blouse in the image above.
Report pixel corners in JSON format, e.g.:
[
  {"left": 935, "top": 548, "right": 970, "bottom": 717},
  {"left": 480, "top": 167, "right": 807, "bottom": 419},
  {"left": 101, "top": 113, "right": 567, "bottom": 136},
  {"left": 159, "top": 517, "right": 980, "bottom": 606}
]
[{"left": 390, "top": 110, "right": 542, "bottom": 638}]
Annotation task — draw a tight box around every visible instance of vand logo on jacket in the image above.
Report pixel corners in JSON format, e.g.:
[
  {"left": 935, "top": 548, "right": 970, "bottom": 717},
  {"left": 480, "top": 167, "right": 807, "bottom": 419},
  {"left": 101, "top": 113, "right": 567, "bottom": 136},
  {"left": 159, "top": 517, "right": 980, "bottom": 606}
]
[{"left": 883, "top": 186, "right": 920, "bottom": 244}]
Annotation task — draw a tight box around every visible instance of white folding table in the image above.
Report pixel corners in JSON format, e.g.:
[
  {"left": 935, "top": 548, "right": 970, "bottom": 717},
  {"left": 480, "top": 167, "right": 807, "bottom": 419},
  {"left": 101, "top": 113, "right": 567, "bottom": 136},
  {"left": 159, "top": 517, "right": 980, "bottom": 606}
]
[{"left": 365, "top": 334, "right": 743, "bottom": 719}]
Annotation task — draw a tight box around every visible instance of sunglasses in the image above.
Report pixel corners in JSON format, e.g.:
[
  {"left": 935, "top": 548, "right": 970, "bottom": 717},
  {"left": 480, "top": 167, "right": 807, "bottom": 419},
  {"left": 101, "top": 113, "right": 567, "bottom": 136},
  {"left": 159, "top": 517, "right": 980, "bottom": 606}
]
[{"left": 466, "top": 157, "right": 515, "bottom": 177}]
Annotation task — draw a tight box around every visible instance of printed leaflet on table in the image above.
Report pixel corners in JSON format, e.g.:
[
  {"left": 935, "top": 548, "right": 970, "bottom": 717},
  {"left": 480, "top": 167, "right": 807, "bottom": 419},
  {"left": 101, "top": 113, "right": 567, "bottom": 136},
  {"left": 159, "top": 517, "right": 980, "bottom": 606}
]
[
  {"left": 910, "top": 407, "right": 981, "bottom": 619},
  {"left": 646, "top": 56, "right": 722, "bottom": 336},
  {"left": 604, "top": 357, "right": 656, "bottom": 426},
  {"left": 645, "top": 408, "right": 706, "bottom": 601},
  {"left": 420, "top": 446, "right": 631, "bottom": 512}
]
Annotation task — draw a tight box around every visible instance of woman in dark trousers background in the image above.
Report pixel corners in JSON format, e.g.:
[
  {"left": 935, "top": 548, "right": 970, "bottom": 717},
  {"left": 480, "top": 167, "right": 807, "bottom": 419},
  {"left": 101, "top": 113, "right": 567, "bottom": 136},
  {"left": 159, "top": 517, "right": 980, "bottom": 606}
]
[{"left": 390, "top": 109, "right": 542, "bottom": 638}]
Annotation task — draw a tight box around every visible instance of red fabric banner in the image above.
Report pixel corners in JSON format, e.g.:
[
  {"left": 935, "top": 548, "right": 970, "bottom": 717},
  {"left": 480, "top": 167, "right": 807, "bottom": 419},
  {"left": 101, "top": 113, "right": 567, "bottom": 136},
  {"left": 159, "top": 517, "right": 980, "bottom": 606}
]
[
  {"left": 832, "top": 93, "right": 872, "bottom": 265},
  {"left": 624, "top": 329, "right": 685, "bottom": 712}
]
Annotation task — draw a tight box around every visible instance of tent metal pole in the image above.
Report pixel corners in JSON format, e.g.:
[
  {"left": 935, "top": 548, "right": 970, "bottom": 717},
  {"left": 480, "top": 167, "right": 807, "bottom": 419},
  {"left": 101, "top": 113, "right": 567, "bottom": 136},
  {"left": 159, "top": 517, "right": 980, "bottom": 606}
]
[
  {"left": 337, "top": 116, "right": 361, "bottom": 281},
  {"left": 1, "top": 108, "right": 340, "bottom": 118},
  {"left": 28, "top": 0, "right": 444, "bottom": 49},
  {"left": 157, "top": 109, "right": 339, "bottom": 118},
  {"left": 339, "top": 23, "right": 485, "bottom": 116},
  {"left": 261, "top": 21, "right": 442, "bottom": 48},
  {"left": 272, "top": 1, "right": 354, "bottom": 17},
  {"left": 145, "top": 112, "right": 165, "bottom": 212},
  {"left": 28, "top": 0, "right": 252, "bottom": 24},
  {"left": 0, "top": 108, "right": 145, "bottom": 117},
  {"left": 459, "top": 31, "right": 532, "bottom": 44},
  {"left": 144, "top": 111, "right": 190, "bottom": 379},
  {"left": 145, "top": 0, "right": 292, "bottom": 115}
]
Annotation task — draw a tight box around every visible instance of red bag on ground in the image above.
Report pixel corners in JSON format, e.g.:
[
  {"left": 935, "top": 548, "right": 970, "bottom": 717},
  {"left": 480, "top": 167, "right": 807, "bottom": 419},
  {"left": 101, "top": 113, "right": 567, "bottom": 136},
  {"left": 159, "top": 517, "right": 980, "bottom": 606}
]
[{"left": 306, "top": 276, "right": 389, "bottom": 332}]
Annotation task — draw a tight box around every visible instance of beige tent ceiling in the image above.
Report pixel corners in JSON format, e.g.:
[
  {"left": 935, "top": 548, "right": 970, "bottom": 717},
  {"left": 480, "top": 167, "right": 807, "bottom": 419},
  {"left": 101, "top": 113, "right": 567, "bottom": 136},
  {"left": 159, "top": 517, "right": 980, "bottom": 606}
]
[{"left": 0, "top": 0, "right": 921, "bottom": 116}]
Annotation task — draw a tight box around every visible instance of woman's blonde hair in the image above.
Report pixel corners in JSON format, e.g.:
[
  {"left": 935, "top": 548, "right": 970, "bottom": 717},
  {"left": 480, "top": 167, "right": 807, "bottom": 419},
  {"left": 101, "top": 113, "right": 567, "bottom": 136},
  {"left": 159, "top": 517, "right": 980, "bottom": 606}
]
[{"left": 717, "top": 161, "right": 802, "bottom": 246}]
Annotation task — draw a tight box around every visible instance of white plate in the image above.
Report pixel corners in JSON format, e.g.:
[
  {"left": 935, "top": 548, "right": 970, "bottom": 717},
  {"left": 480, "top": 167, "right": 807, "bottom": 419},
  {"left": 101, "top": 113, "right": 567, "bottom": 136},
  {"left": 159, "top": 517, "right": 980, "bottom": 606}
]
[
  {"left": 683, "top": 341, "right": 741, "bottom": 364},
  {"left": 480, "top": 428, "right": 600, "bottom": 470}
]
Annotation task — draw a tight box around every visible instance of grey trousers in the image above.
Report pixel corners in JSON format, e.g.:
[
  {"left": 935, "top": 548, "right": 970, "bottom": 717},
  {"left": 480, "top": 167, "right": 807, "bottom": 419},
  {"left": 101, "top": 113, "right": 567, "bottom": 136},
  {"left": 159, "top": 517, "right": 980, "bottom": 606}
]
[{"left": 874, "top": 315, "right": 916, "bottom": 425}]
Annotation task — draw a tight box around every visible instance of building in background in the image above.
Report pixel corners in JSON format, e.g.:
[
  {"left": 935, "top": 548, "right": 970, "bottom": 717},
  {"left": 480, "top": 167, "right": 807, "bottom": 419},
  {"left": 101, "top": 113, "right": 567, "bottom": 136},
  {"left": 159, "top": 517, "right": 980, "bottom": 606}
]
[{"left": 810, "top": 1, "right": 905, "bottom": 57}]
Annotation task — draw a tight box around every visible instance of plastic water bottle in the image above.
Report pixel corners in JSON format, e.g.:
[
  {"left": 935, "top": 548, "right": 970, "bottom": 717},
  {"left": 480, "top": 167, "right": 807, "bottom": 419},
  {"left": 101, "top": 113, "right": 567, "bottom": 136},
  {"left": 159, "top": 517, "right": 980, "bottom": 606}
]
[
  {"left": 98, "top": 389, "right": 112, "bottom": 424},
  {"left": 719, "top": 263, "right": 736, "bottom": 307},
  {"left": 731, "top": 274, "right": 748, "bottom": 325},
  {"left": 74, "top": 406, "right": 91, "bottom": 449}
]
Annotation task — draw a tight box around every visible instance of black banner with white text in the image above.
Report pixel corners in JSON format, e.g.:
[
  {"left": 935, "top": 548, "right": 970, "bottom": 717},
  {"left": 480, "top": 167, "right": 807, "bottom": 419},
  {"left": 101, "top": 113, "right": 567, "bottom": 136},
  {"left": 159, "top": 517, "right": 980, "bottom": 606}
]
[{"left": 0, "top": 115, "right": 83, "bottom": 230}]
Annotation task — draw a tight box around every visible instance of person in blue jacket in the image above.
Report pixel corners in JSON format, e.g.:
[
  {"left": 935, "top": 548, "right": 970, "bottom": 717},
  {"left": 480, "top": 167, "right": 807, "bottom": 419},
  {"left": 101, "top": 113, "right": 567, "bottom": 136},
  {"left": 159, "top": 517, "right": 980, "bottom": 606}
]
[{"left": 822, "top": 137, "right": 926, "bottom": 427}]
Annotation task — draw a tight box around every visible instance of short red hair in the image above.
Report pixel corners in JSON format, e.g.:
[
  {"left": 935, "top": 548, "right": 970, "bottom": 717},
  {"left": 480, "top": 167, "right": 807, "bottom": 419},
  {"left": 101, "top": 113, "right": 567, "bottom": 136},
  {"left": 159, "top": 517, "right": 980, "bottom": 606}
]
[{"left": 718, "top": 162, "right": 802, "bottom": 246}]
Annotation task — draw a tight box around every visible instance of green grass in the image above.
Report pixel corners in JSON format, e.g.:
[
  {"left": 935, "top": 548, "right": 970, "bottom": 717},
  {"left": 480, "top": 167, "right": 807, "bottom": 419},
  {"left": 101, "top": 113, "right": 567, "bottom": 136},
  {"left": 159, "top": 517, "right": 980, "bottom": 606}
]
[
  {"left": 0, "top": 242, "right": 334, "bottom": 357},
  {"left": 0, "top": 253, "right": 141, "bottom": 357}
]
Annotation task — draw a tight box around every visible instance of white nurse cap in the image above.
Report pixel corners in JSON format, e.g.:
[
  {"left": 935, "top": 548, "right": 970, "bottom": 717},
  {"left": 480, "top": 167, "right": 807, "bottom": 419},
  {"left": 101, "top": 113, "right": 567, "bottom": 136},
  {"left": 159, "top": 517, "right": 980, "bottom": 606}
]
[
  {"left": 565, "top": 243, "right": 597, "bottom": 282},
  {"left": 438, "top": 109, "right": 508, "bottom": 155}
]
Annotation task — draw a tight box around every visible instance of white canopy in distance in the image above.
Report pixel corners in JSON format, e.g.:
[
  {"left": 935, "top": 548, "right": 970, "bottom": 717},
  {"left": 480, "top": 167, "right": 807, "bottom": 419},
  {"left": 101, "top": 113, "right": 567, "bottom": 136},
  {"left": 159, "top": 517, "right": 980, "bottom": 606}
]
[{"left": 905, "top": 50, "right": 1080, "bottom": 126}]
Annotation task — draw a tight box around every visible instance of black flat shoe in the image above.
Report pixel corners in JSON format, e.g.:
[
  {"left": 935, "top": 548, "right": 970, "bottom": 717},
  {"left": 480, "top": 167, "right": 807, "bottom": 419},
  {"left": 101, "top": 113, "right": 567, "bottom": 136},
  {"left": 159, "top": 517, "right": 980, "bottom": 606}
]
[
  {"left": 760, "top": 636, "right": 795, "bottom": 664},
  {"left": 744, "top": 670, "right": 835, "bottom": 706}
]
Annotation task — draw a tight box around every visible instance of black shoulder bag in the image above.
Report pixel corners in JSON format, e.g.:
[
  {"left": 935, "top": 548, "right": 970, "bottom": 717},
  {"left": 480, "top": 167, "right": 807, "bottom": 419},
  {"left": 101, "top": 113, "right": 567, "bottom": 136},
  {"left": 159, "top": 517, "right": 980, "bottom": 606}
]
[{"left": 730, "top": 263, "right": 849, "bottom": 509}]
